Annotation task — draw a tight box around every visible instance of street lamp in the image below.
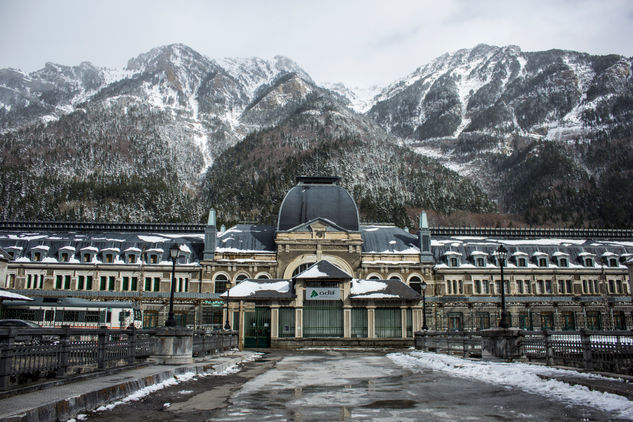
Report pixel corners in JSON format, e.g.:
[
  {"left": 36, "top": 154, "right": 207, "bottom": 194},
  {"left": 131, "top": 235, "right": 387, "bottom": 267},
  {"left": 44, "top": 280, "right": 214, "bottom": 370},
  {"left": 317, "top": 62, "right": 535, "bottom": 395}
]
[
  {"left": 421, "top": 281, "right": 428, "bottom": 330},
  {"left": 495, "top": 244, "right": 509, "bottom": 329},
  {"left": 165, "top": 243, "right": 180, "bottom": 327},
  {"left": 224, "top": 280, "right": 231, "bottom": 330}
]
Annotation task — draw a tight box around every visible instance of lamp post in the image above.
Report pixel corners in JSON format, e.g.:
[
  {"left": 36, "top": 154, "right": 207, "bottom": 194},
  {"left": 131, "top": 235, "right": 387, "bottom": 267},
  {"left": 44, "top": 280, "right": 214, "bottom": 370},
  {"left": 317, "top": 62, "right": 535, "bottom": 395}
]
[
  {"left": 224, "top": 280, "right": 231, "bottom": 330},
  {"left": 165, "top": 244, "right": 180, "bottom": 327},
  {"left": 421, "top": 281, "right": 428, "bottom": 330},
  {"left": 495, "top": 244, "right": 509, "bottom": 329}
]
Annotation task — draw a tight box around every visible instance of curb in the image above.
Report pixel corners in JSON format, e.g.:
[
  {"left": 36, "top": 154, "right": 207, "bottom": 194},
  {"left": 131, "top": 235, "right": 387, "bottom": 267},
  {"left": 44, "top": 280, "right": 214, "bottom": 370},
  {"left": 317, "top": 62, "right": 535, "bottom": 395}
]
[{"left": 0, "top": 353, "right": 247, "bottom": 422}]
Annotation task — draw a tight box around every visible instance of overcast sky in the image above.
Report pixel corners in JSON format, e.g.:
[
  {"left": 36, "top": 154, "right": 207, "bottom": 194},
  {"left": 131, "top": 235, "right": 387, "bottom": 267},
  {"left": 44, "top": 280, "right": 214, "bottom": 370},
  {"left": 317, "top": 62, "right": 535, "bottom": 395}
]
[{"left": 1, "top": 0, "right": 632, "bottom": 87}]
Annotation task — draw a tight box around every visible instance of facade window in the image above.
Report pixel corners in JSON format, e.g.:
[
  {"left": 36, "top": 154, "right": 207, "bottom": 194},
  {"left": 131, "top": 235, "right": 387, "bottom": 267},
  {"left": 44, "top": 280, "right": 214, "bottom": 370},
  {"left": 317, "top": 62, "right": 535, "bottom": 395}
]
[
  {"left": 61, "top": 252, "right": 69, "bottom": 262},
  {"left": 177, "top": 277, "right": 189, "bottom": 292},
  {"left": 516, "top": 280, "right": 524, "bottom": 294},
  {"left": 586, "top": 311, "right": 602, "bottom": 330},
  {"left": 127, "top": 255, "right": 136, "bottom": 264},
  {"left": 583, "top": 279, "right": 599, "bottom": 294},
  {"left": 475, "top": 312, "right": 490, "bottom": 330},
  {"left": 545, "top": 280, "right": 552, "bottom": 294},
  {"left": 105, "top": 254, "right": 113, "bottom": 263},
  {"left": 409, "top": 276, "right": 422, "bottom": 294},
  {"left": 474, "top": 280, "right": 481, "bottom": 294},
  {"left": 100, "top": 276, "right": 107, "bottom": 291},
  {"left": 122, "top": 276, "right": 129, "bottom": 291},
  {"left": 446, "top": 280, "right": 463, "bottom": 295},
  {"left": 518, "top": 257, "right": 527, "bottom": 267},
  {"left": 449, "top": 257, "right": 459, "bottom": 267},
  {"left": 64, "top": 275, "right": 71, "bottom": 290},
  {"left": 144, "top": 277, "right": 161, "bottom": 292},
  {"left": 616, "top": 280, "right": 623, "bottom": 294},
  {"left": 540, "top": 312, "right": 554, "bottom": 329},
  {"left": 561, "top": 311, "right": 575, "bottom": 330},
  {"left": 519, "top": 312, "right": 533, "bottom": 330},
  {"left": 613, "top": 311, "right": 626, "bottom": 330},
  {"left": 476, "top": 257, "right": 485, "bottom": 267},
  {"left": 34, "top": 252, "right": 41, "bottom": 261},
  {"left": 558, "top": 280, "right": 572, "bottom": 294},
  {"left": 559, "top": 258, "right": 568, "bottom": 267},
  {"left": 447, "top": 312, "right": 463, "bottom": 331},
  {"left": 292, "top": 263, "right": 315, "bottom": 277},
  {"left": 257, "top": 274, "right": 270, "bottom": 279},
  {"left": 584, "top": 258, "right": 594, "bottom": 267},
  {"left": 608, "top": 279, "right": 615, "bottom": 294},
  {"left": 236, "top": 274, "right": 249, "bottom": 283},
  {"left": 608, "top": 258, "right": 618, "bottom": 267},
  {"left": 82, "top": 253, "right": 91, "bottom": 262},
  {"left": 538, "top": 258, "right": 548, "bottom": 267},
  {"left": 56, "top": 275, "right": 62, "bottom": 289},
  {"left": 524, "top": 280, "right": 531, "bottom": 294},
  {"left": 537, "top": 280, "right": 544, "bottom": 295},
  {"left": 214, "top": 274, "right": 229, "bottom": 294}
]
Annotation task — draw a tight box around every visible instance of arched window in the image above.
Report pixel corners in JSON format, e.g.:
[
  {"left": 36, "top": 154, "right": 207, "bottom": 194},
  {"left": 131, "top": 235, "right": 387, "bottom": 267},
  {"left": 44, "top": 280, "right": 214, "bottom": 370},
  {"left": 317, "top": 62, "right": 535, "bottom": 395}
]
[
  {"left": 292, "top": 262, "right": 315, "bottom": 277},
  {"left": 256, "top": 274, "right": 270, "bottom": 280},
  {"left": 214, "top": 274, "right": 229, "bottom": 294},
  {"left": 236, "top": 274, "right": 249, "bottom": 283},
  {"left": 388, "top": 274, "right": 402, "bottom": 282},
  {"left": 409, "top": 276, "right": 422, "bottom": 294}
]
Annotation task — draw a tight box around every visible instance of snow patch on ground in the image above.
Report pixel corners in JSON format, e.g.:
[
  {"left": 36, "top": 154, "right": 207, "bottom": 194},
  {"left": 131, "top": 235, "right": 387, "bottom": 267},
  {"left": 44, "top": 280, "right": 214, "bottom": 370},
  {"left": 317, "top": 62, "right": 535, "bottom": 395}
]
[{"left": 388, "top": 351, "right": 633, "bottom": 420}]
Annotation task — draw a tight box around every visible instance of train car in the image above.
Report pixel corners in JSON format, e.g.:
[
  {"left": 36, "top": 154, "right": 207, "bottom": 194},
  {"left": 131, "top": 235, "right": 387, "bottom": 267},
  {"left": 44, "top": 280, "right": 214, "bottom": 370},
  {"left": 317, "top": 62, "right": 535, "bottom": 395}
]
[{"left": 0, "top": 297, "right": 143, "bottom": 329}]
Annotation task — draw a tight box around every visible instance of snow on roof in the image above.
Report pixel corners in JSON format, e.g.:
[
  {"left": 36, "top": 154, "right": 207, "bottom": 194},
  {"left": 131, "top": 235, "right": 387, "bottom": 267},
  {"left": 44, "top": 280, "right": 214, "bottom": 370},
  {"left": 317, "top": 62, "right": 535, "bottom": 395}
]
[
  {"left": 470, "top": 251, "right": 488, "bottom": 256},
  {"left": 351, "top": 279, "right": 388, "bottom": 295},
  {"left": 124, "top": 247, "right": 142, "bottom": 253},
  {"left": 32, "top": 245, "right": 49, "bottom": 250},
  {"left": 59, "top": 246, "right": 76, "bottom": 251},
  {"left": 223, "top": 280, "right": 290, "bottom": 298},
  {"left": 80, "top": 246, "right": 99, "bottom": 252},
  {"left": 138, "top": 235, "right": 170, "bottom": 243}
]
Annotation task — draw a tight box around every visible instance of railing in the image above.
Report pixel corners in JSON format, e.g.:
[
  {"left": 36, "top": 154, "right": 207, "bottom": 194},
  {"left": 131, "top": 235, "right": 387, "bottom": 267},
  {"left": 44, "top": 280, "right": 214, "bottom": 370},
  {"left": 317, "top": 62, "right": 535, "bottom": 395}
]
[
  {"left": 192, "top": 330, "right": 238, "bottom": 356},
  {"left": 0, "top": 326, "right": 155, "bottom": 390},
  {"left": 414, "top": 329, "right": 633, "bottom": 375},
  {"left": 0, "top": 327, "right": 238, "bottom": 391},
  {"left": 414, "top": 330, "right": 482, "bottom": 357},
  {"left": 522, "top": 329, "right": 633, "bottom": 374}
]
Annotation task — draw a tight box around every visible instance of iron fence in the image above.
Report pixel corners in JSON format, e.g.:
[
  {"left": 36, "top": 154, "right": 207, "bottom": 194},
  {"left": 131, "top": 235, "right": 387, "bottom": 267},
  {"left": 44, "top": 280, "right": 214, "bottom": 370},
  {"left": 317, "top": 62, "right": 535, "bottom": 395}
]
[
  {"left": 415, "top": 329, "right": 633, "bottom": 375},
  {"left": 192, "top": 330, "right": 237, "bottom": 356}
]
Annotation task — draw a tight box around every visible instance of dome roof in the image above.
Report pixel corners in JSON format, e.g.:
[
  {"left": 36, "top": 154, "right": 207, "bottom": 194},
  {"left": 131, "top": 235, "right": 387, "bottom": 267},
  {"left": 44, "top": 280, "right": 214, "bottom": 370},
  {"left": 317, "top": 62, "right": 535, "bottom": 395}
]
[{"left": 277, "top": 177, "right": 360, "bottom": 231}]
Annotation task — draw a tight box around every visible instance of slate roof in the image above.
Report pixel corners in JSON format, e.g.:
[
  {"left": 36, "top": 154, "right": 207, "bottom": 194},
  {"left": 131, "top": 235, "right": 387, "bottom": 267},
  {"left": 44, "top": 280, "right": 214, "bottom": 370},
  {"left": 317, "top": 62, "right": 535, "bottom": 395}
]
[
  {"left": 294, "top": 260, "right": 352, "bottom": 280},
  {"left": 349, "top": 279, "right": 421, "bottom": 301},
  {"left": 216, "top": 224, "right": 275, "bottom": 253},
  {"left": 361, "top": 225, "right": 420, "bottom": 254},
  {"left": 432, "top": 236, "right": 633, "bottom": 268}
]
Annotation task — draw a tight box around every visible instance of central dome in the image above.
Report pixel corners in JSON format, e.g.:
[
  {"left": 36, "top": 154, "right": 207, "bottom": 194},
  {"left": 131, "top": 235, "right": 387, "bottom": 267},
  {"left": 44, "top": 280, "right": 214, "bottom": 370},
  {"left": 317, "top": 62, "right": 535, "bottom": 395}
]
[{"left": 277, "top": 176, "right": 360, "bottom": 231}]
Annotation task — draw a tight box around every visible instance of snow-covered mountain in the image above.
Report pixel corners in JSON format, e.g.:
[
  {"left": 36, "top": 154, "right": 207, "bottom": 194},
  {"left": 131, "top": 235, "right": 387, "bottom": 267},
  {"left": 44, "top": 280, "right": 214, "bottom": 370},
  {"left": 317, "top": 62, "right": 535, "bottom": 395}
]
[{"left": 1, "top": 43, "right": 632, "bottom": 227}]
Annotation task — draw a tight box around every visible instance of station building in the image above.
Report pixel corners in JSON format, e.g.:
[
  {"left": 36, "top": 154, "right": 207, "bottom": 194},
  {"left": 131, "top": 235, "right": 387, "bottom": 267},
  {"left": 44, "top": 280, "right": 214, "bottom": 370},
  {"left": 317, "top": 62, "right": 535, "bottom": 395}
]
[{"left": 1, "top": 176, "right": 632, "bottom": 347}]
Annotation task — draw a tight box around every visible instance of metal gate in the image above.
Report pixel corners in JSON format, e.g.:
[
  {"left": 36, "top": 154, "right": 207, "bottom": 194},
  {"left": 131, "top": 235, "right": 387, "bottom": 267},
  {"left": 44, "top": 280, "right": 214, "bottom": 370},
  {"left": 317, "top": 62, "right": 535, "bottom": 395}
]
[{"left": 244, "top": 307, "right": 271, "bottom": 348}]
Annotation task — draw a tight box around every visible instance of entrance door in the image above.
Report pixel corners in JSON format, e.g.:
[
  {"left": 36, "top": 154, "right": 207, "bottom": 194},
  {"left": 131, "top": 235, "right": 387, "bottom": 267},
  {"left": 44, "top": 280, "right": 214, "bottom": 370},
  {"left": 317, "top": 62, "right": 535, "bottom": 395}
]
[{"left": 244, "top": 307, "right": 271, "bottom": 348}]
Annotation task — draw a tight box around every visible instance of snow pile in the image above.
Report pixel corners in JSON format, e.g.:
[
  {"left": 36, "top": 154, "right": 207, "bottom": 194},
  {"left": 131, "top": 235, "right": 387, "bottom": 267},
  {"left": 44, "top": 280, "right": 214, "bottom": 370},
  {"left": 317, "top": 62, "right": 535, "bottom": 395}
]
[{"left": 388, "top": 351, "right": 633, "bottom": 420}]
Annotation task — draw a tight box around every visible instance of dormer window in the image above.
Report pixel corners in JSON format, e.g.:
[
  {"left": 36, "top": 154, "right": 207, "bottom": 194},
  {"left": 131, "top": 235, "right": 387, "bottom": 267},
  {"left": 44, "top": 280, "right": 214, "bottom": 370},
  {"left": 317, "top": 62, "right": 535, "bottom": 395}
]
[
  {"left": 83, "top": 253, "right": 91, "bottom": 262},
  {"left": 608, "top": 258, "right": 618, "bottom": 267},
  {"left": 30, "top": 246, "right": 49, "bottom": 262},
  {"left": 584, "top": 258, "right": 594, "bottom": 267},
  {"left": 476, "top": 257, "right": 485, "bottom": 267},
  {"left": 34, "top": 252, "right": 41, "bottom": 261},
  {"left": 127, "top": 255, "right": 136, "bottom": 263},
  {"left": 105, "top": 253, "right": 114, "bottom": 263},
  {"left": 61, "top": 253, "right": 69, "bottom": 262},
  {"left": 559, "top": 258, "right": 568, "bottom": 267},
  {"left": 538, "top": 258, "right": 548, "bottom": 267},
  {"left": 518, "top": 258, "right": 527, "bottom": 267},
  {"left": 445, "top": 251, "right": 461, "bottom": 267}
]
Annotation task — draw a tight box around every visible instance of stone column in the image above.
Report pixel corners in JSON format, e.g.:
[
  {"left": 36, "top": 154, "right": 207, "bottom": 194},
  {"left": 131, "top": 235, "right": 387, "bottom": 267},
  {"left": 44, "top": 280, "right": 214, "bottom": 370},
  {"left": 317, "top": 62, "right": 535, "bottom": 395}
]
[
  {"left": 151, "top": 327, "right": 193, "bottom": 365},
  {"left": 295, "top": 307, "right": 303, "bottom": 338},
  {"left": 480, "top": 328, "right": 522, "bottom": 362},
  {"left": 270, "top": 305, "right": 279, "bottom": 339},
  {"left": 343, "top": 306, "right": 351, "bottom": 338},
  {"left": 367, "top": 306, "right": 376, "bottom": 338}
]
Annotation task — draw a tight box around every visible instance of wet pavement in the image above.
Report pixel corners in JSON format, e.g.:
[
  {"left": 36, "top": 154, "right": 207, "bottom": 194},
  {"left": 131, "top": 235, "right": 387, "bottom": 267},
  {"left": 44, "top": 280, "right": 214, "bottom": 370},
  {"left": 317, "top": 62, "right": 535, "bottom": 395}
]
[{"left": 87, "top": 349, "right": 629, "bottom": 421}]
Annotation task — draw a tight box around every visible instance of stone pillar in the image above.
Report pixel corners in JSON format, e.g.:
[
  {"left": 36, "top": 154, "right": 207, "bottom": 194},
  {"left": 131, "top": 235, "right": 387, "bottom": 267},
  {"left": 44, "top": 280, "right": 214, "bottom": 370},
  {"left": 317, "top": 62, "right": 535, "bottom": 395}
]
[
  {"left": 367, "top": 306, "right": 376, "bottom": 338},
  {"left": 401, "top": 306, "right": 407, "bottom": 338},
  {"left": 343, "top": 306, "right": 351, "bottom": 338},
  {"left": 270, "top": 305, "right": 279, "bottom": 338},
  {"left": 480, "top": 328, "right": 522, "bottom": 361},
  {"left": 295, "top": 307, "right": 303, "bottom": 338},
  {"left": 151, "top": 327, "right": 193, "bottom": 365}
]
